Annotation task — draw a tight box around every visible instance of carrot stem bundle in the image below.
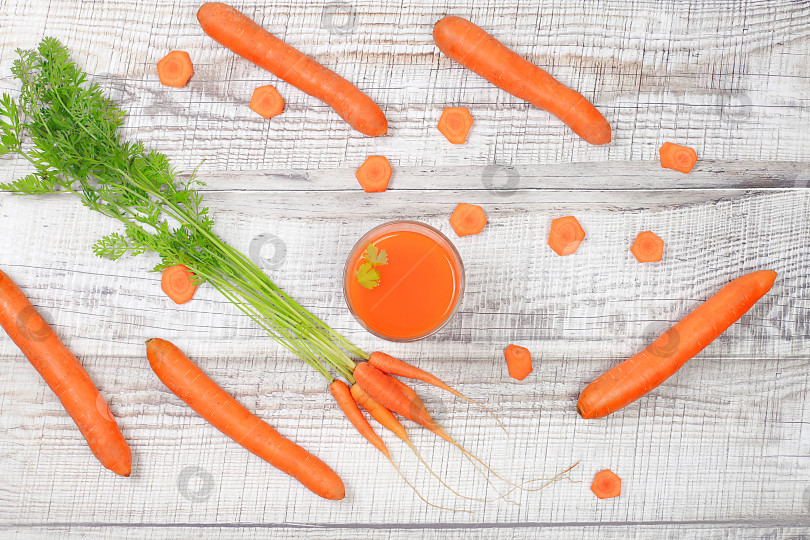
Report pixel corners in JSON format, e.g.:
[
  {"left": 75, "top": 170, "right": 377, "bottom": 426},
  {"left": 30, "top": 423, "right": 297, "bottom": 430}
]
[
  {"left": 577, "top": 270, "right": 777, "bottom": 419},
  {"left": 197, "top": 2, "right": 387, "bottom": 136},
  {"left": 0, "top": 269, "right": 131, "bottom": 476},
  {"left": 433, "top": 15, "right": 611, "bottom": 145},
  {"left": 147, "top": 338, "right": 345, "bottom": 500}
]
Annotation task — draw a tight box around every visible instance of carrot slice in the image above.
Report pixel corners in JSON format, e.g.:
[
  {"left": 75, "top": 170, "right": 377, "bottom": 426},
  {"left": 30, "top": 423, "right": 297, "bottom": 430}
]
[
  {"left": 591, "top": 469, "right": 621, "bottom": 499},
  {"left": 249, "top": 85, "right": 285, "bottom": 119},
  {"left": 503, "top": 344, "right": 532, "bottom": 381},
  {"left": 659, "top": 142, "right": 697, "bottom": 173},
  {"left": 449, "top": 203, "right": 487, "bottom": 237},
  {"left": 355, "top": 156, "right": 392, "bottom": 192},
  {"left": 631, "top": 231, "right": 664, "bottom": 263},
  {"left": 157, "top": 51, "right": 194, "bottom": 87},
  {"left": 161, "top": 264, "right": 198, "bottom": 304},
  {"left": 548, "top": 216, "right": 585, "bottom": 256},
  {"left": 437, "top": 107, "right": 474, "bottom": 144}
]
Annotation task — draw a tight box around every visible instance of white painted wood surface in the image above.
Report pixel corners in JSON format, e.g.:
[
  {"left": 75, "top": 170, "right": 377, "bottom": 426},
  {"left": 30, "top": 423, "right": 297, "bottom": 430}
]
[{"left": 1, "top": 0, "right": 809, "bottom": 538}]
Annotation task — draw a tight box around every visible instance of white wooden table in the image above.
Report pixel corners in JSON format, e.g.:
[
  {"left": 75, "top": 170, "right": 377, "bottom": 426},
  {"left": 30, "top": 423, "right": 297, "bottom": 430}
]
[{"left": 1, "top": 0, "right": 809, "bottom": 538}]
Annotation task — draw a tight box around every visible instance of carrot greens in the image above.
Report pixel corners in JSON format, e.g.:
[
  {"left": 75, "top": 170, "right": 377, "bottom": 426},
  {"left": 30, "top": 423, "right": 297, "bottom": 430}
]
[{"left": 0, "top": 38, "right": 366, "bottom": 382}]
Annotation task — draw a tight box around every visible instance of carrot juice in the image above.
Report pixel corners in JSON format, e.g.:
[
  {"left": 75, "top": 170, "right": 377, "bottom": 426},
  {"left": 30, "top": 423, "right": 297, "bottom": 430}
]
[{"left": 344, "top": 221, "right": 465, "bottom": 341}]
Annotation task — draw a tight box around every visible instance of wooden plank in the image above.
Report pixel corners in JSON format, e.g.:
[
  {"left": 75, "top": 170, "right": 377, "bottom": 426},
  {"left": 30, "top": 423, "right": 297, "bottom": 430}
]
[
  {"left": 1, "top": 0, "right": 809, "bottom": 173},
  {"left": 5, "top": 160, "right": 809, "bottom": 193},
  {"left": 2, "top": 523, "right": 810, "bottom": 540}
]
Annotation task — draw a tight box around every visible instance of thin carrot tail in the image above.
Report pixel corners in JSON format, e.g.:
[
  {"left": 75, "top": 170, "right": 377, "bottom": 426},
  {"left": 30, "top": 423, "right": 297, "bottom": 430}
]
[
  {"left": 451, "top": 390, "right": 508, "bottom": 435},
  {"left": 386, "top": 456, "right": 472, "bottom": 513},
  {"left": 431, "top": 424, "right": 553, "bottom": 493},
  {"left": 403, "top": 439, "right": 518, "bottom": 505},
  {"left": 495, "top": 461, "right": 582, "bottom": 499}
]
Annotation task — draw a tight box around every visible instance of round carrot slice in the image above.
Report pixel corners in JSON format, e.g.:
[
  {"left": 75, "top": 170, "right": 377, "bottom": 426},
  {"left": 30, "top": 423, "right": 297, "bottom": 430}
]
[
  {"left": 438, "top": 107, "right": 474, "bottom": 144},
  {"left": 355, "top": 156, "right": 392, "bottom": 192},
  {"left": 548, "top": 216, "right": 585, "bottom": 256},
  {"left": 157, "top": 51, "right": 194, "bottom": 87},
  {"left": 591, "top": 469, "right": 621, "bottom": 499},
  {"left": 449, "top": 203, "right": 487, "bottom": 236}
]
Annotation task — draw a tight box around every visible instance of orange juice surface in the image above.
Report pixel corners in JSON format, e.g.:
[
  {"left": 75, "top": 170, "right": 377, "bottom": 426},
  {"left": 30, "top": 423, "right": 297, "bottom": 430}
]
[{"left": 345, "top": 223, "right": 463, "bottom": 341}]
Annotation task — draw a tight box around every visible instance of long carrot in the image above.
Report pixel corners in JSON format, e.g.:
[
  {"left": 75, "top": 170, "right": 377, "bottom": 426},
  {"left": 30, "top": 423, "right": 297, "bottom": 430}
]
[
  {"left": 330, "top": 380, "right": 389, "bottom": 457},
  {"left": 433, "top": 16, "right": 611, "bottom": 145},
  {"left": 147, "top": 338, "right": 344, "bottom": 500},
  {"left": 368, "top": 351, "right": 505, "bottom": 431},
  {"left": 197, "top": 2, "right": 387, "bottom": 137},
  {"left": 577, "top": 270, "right": 777, "bottom": 419},
  {"left": 0, "top": 269, "right": 131, "bottom": 476},
  {"left": 354, "top": 362, "right": 439, "bottom": 432}
]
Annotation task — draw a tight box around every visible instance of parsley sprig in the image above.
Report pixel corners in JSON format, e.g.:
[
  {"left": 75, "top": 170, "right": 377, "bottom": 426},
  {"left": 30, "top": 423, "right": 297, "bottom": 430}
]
[
  {"left": 356, "top": 244, "right": 388, "bottom": 289},
  {"left": 0, "top": 38, "right": 366, "bottom": 381}
]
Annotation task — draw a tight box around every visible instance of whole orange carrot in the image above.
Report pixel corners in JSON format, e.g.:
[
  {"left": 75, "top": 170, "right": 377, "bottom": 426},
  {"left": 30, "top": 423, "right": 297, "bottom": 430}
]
[
  {"left": 578, "top": 270, "right": 777, "bottom": 419},
  {"left": 0, "top": 269, "right": 131, "bottom": 476},
  {"left": 354, "top": 361, "right": 439, "bottom": 432},
  {"left": 197, "top": 2, "right": 387, "bottom": 137},
  {"left": 368, "top": 351, "right": 505, "bottom": 431},
  {"left": 147, "top": 338, "right": 345, "bottom": 500},
  {"left": 330, "top": 380, "right": 389, "bottom": 457},
  {"left": 433, "top": 15, "right": 611, "bottom": 145}
]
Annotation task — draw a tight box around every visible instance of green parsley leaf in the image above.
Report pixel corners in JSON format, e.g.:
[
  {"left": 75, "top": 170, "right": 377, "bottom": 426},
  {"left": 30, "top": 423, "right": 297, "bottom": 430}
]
[
  {"left": 363, "top": 244, "right": 388, "bottom": 266},
  {"left": 357, "top": 262, "right": 381, "bottom": 289}
]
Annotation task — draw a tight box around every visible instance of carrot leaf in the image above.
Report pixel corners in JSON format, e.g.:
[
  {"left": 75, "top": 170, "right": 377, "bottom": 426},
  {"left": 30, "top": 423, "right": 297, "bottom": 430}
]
[
  {"left": 364, "top": 244, "right": 388, "bottom": 266},
  {"left": 357, "top": 262, "right": 381, "bottom": 289}
]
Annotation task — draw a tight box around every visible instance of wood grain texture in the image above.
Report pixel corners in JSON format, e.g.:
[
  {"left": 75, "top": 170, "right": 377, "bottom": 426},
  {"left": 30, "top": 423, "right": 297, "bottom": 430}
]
[
  {"left": 1, "top": 0, "right": 809, "bottom": 538},
  {"left": 1, "top": 0, "right": 810, "bottom": 171}
]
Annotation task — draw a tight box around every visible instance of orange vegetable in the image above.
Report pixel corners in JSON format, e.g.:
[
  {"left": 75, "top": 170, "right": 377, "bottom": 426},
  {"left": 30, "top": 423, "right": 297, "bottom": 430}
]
[
  {"left": 330, "top": 380, "right": 389, "bottom": 457},
  {"left": 249, "top": 85, "right": 285, "bottom": 119},
  {"left": 503, "top": 344, "right": 532, "bottom": 381},
  {"left": 0, "top": 269, "right": 131, "bottom": 476},
  {"left": 659, "top": 142, "right": 697, "bottom": 173},
  {"left": 161, "top": 264, "right": 198, "bottom": 304},
  {"left": 591, "top": 469, "right": 621, "bottom": 499},
  {"left": 198, "top": 2, "right": 387, "bottom": 136},
  {"left": 578, "top": 270, "right": 777, "bottom": 419},
  {"left": 548, "top": 216, "right": 585, "bottom": 256},
  {"left": 368, "top": 351, "right": 505, "bottom": 431},
  {"left": 389, "top": 377, "right": 425, "bottom": 411},
  {"left": 354, "top": 362, "right": 439, "bottom": 432},
  {"left": 350, "top": 383, "right": 410, "bottom": 444},
  {"left": 355, "top": 156, "right": 392, "bottom": 192},
  {"left": 631, "top": 231, "right": 664, "bottom": 263},
  {"left": 449, "top": 203, "right": 487, "bottom": 237},
  {"left": 147, "top": 338, "right": 345, "bottom": 500},
  {"left": 157, "top": 51, "right": 194, "bottom": 88},
  {"left": 349, "top": 383, "right": 474, "bottom": 510},
  {"left": 433, "top": 16, "right": 610, "bottom": 145},
  {"left": 437, "top": 107, "right": 474, "bottom": 144}
]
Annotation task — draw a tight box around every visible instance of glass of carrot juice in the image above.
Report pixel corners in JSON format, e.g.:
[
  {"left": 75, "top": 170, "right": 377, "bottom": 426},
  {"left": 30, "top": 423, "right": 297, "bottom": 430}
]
[{"left": 343, "top": 221, "right": 465, "bottom": 342}]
